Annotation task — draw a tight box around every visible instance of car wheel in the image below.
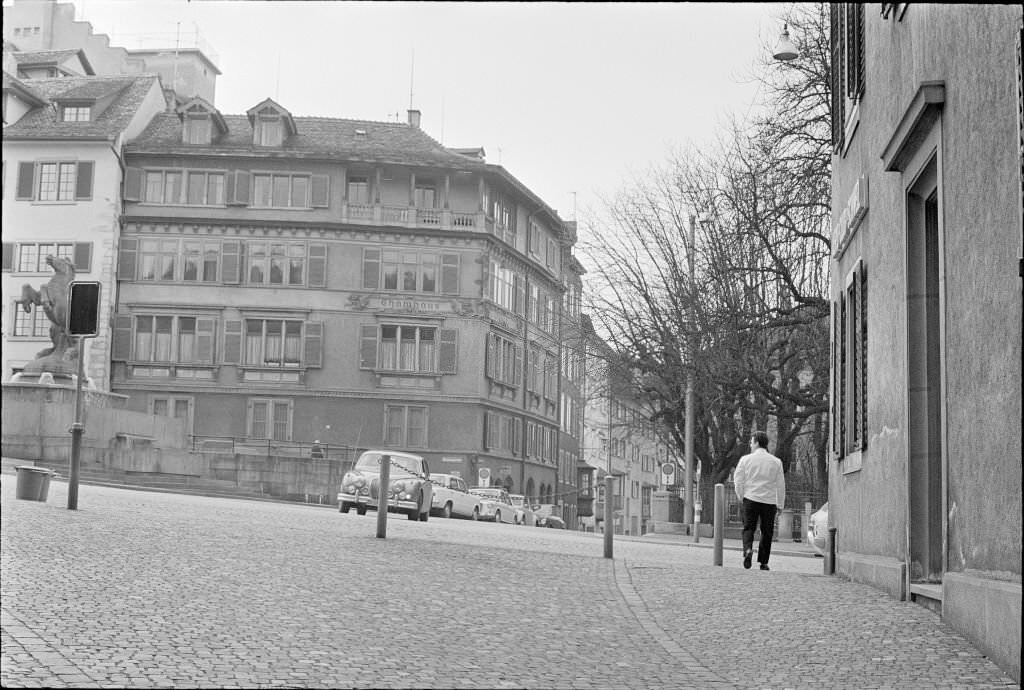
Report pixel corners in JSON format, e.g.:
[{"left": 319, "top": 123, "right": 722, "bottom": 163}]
[
  {"left": 339, "top": 501, "right": 351, "bottom": 514},
  {"left": 356, "top": 506, "right": 367, "bottom": 516},
  {"left": 443, "top": 502, "right": 453, "bottom": 519},
  {"left": 471, "top": 507, "right": 479, "bottom": 521}
]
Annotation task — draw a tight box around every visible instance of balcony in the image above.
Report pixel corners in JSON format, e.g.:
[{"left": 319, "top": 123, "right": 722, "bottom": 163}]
[{"left": 341, "top": 203, "right": 490, "bottom": 233}]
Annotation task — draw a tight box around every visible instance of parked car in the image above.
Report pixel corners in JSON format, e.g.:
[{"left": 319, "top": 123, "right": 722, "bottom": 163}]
[
  {"left": 430, "top": 473, "right": 481, "bottom": 520},
  {"left": 509, "top": 494, "right": 537, "bottom": 526},
  {"left": 807, "top": 502, "right": 829, "bottom": 557},
  {"left": 337, "top": 450, "right": 433, "bottom": 522},
  {"left": 468, "top": 487, "right": 517, "bottom": 524},
  {"left": 534, "top": 504, "right": 566, "bottom": 529}
]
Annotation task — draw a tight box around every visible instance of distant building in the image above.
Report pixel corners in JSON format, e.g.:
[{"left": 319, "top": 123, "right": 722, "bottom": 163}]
[
  {"left": 1, "top": 72, "right": 169, "bottom": 388},
  {"left": 828, "top": 4, "right": 1022, "bottom": 681}
]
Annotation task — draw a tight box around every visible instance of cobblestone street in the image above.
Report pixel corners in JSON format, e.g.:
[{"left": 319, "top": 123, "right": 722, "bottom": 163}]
[{"left": 2, "top": 479, "right": 1018, "bottom": 689}]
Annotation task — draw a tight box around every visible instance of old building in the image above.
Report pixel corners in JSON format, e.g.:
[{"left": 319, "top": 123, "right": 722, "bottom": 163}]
[
  {"left": 1, "top": 71, "right": 168, "bottom": 388},
  {"left": 828, "top": 4, "right": 1022, "bottom": 681},
  {"left": 114, "top": 98, "right": 582, "bottom": 499}
]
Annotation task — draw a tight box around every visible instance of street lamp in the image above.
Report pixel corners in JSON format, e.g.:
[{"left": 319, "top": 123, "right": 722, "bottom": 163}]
[{"left": 772, "top": 23, "right": 800, "bottom": 62}]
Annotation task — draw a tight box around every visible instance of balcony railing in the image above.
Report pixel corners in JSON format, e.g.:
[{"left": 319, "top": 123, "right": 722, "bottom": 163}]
[{"left": 340, "top": 203, "right": 489, "bottom": 233}]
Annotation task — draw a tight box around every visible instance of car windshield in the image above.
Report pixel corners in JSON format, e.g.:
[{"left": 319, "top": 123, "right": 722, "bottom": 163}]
[
  {"left": 510, "top": 495, "right": 525, "bottom": 506},
  {"left": 354, "top": 452, "right": 421, "bottom": 476},
  {"left": 470, "top": 488, "right": 502, "bottom": 499}
]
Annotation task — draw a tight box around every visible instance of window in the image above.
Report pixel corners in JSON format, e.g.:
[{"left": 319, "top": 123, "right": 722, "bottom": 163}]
[
  {"left": 546, "top": 238, "right": 559, "bottom": 271},
  {"left": 244, "top": 319, "right": 303, "bottom": 367},
  {"left": 348, "top": 176, "right": 369, "bottom": 203},
  {"left": 254, "top": 112, "right": 284, "bottom": 147},
  {"left": 15, "top": 242, "right": 73, "bottom": 272},
  {"left": 139, "top": 239, "right": 178, "bottom": 281},
  {"left": 487, "top": 261, "right": 517, "bottom": 310},
  {"left": 142, "top": 169, "right": 184, "bottom": 204},
  {"left": 184, "top": 114, "right": 212, "bottom": 145},
  {"left": 378, "top": 325, "right": 438, "bottom": 373},
  {"left": 185, "top": 171, "right": 225, "bottom": 205},
  {"left": 384, "top": 405, "right": 428, "bottom": 447},
  {"left": 252, "top": 173, "right": 310, "bottom": 208},
  {"left": 414, "top": 181, "right": 437, "bottom": 208},
  {"left": 150, "top": 396, "right": 194, "bottom": 434},
  {"left": 182, "top": 240, "right": 220, "bottom": 282},
  {"left": 834, "top": 259, "right": 867, "bottom": 457},
  {"left": 248, "top": 398, "right": 292, "bottom": 440},
  {"left": 486, "top": 332, "right": 522, "bottom": 387},
  {"left": 11, "top": 305, "right": 49, "bottom": 337},
  {"left": 484, "top": 411, "right": 522, "bottom": 455},
  {"left": 830, "top": 3, "right": 865, "bottom": 152},
  {"left": 246, "top": 242, "right": 306, "bottom": 285},
  {"left": 60, "top": 105, "right": 90, "bottom": 122},
  {"left": 39, "top": 162, "right": 74, "bottom": 201},
  {"left": 529, "top": 221, "right": 542, "bottom": 257},
  {"left": 134, "top": 315, "right": 174, "bottom": 362},
  {"left": 369, "top": 249, "right": 451, "bottom": 294},
  {"left": 18, "top": 161, "right": 94, "bottom": 201}
]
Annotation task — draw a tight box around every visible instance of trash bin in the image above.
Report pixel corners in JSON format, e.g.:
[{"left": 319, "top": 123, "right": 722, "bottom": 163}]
[{"left": 15, "top": 466, "right": 53, "bottom": 501}]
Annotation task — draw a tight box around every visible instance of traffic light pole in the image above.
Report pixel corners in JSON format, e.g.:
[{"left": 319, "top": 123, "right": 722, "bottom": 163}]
[{"left": 68, "top": 337, "right": 84, "bottom": 511}]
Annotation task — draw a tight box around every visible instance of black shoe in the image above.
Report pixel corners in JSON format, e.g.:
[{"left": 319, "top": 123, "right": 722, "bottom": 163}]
[
  {"left": 743, "top": 549, "right": 752, "bottom": 569},
  {"left": 760, "top": 564, "right": 770, "bottom": 571}
]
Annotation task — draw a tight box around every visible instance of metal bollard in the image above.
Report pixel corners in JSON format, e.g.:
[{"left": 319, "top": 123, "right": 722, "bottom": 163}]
[
  {"left": 376, "top": 454, "right": 391, "bottom": 539},
  {"left": 825, "top": 527, "right": 837, "bottom": 575},
  {"left": 713, "top": 483, "right": 724, "bottom": 566},
  {"left": 603, "top": 475, "right": 614, "bottom": 559}
]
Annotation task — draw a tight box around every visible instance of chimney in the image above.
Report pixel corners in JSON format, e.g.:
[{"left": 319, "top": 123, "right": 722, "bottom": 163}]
[{"left": 407, "top": 109, "right": 421, "bottom": 128}]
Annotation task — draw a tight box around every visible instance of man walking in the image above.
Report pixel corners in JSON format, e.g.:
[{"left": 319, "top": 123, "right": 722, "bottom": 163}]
[{"left": 733, "top": 431, "right": 786, "bottom": 571}]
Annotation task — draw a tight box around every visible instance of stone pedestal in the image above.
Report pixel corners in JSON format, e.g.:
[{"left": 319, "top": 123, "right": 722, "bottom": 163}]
[
  {"left": 650, "top": 490, "right": 684, "bottom": 533},
  {"left": 776, "top": 508, "right": 795, "bottom": 542}
]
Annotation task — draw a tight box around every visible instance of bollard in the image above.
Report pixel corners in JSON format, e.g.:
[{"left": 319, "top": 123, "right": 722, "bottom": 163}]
[
  {"left": 825, "top": 526, "right": 837, "bottom": 575},
  {"left": 713, "top": 483, "right": 724, "bottom": 566},
  {"left": 376, "top": 454, "right": 391, "bottom": 539},
  {"left": 603, "top": 475, "right": 614, "bottom": 559},
  {"left": 693, "top": 501, "right": 702, "bottom": 543}
]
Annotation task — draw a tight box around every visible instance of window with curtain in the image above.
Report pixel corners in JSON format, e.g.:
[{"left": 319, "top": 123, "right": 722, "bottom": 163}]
[
  {"left": 244, "top": 319, "right": 303, "bottom": 367},
  {"left": 377, "top": 325, "right": 436, "bottom": 373}
]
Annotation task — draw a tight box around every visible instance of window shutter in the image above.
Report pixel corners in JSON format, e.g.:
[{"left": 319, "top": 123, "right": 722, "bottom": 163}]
[
  {"left": 226, "top": 170, "right": 251, "bottom": 206},
  {"left": 223, "top": 320, "right": 243, "bottom": 364},
  {"left": 362, "top": 248, "right": 380, "bottom": 289},
  {"left": 839, "top": 292, "right": 848, "bottom": 455},
  {"left": 855, "top": 3, "right": 865, "bottom": 98},
  {"left": 441, "top": 253, "right": 459, "bottom": 295},
  {"left": 73, "top": 243, "right": 92, "bottom": 272},
  {"left": 117, "top": 237, "right": 138, "bottom": 280},
  {"left": 480, "top": 257, "right": 491, "bottom": 299},
  {"left": 514, "top": 417, "right": 523, "bottom": 455},
  {"left": 859, "top": 261, "right": 868, "bottom": 450},
  {"left": 112, "top": 314, "right": 133, "bottom": 360},
  {"left": 514, "top": 274, "right": 525, "bottom": 316},
  {"left": 123, "top": 167, "right": 143, "bottom": 202},
  {"left": 525, "top": 348, "right": 533, "bottom": 393},
  {"left": 830, "top": 5, "right": 845, "bottom": 151},
  {"left": 359, "top": 324, "right": 378, "bottom": 369},
  {"left": 2, "top": 243, "right": 13, "bottom": 272},
  {"left": 438, "top": 329, "right": 458, "bottom": 374},
  {"left": 196, "top": 318, "right": 216, "bottom": 363},
  {"left": 514, "top": 343, "right": 523, "bottom": 386},
  {"left": 304, "top": 321, "right": 323, "bottom": 368},
  {"left": 16, "top": 162, "right": 35, "bottom": 200},
  {"left": 307, "top": 243, "right": 327, "bottom": 287},
  {"left": 485, "top": 333, "right": 497, "bottom": 380},
  {"left": 221, "top": 241, "right": 242, "bottom": 284},
  {"left": 310, "top": 174, "right": 330, "bottom": 208},
  {"left": 75, "top": 161, "right": 94, "bottom": 200}
]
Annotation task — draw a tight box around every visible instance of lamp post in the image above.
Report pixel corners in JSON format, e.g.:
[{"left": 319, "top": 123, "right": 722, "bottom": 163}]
[
  {"left": 772, "top": 23, "right": 800, "bottom": 62},
  {"left": 682, "top": 215, "right": 697, "bottom": 529}
]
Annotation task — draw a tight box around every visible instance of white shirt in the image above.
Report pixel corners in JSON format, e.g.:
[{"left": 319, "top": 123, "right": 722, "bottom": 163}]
[{"left": 733, "top": 447, "right": 785, "bottom": 509}]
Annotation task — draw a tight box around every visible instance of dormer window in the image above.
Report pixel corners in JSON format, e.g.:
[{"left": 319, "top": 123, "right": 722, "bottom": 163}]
[
  {"left": 254, "top": 110, "right": 283, "bottom": 146},
  {"left": 184, "top": 113, "right": 212, "bottom": 145},
  {"left": 61, "top": 105, "right": 91, "bottom": 122}
]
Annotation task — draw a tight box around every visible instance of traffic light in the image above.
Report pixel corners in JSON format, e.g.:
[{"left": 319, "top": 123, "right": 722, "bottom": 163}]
[{"left": 67, "top": 281, "right": 101, "bottom": 337}]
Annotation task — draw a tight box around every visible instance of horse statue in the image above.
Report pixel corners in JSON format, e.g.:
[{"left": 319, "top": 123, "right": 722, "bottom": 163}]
[{"left": 14, "top": 255, "right": 78, "bottom": 363}]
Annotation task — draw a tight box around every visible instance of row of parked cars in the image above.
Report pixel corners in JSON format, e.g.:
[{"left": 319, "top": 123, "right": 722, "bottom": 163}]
[{"left": 336, "top": 450, "right": 566, "bottom": 528}]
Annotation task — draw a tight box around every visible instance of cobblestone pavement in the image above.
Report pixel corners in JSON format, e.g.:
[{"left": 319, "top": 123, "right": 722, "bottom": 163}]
[{"left": 2, "top": 479, "right": 1018, "bottom": 689}]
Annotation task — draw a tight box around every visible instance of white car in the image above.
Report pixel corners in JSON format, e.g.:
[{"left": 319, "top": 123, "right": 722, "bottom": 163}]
[
  {"left": 469, "top": 487, "right": 517, "bottom": 524},
  {"left": 807, "top": 502, "right": 829, "bottom": 557},
  {"left": 430, "top": 473, "right": 482, "bottom": 520},
  {"left": 508, "top": 494, "right": 537, "bottom": 526}
]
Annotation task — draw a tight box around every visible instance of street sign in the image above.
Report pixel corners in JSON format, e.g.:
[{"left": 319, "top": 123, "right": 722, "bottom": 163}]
[
  {"left": 661, "top": 463, "right": 675, "bottom": 481},
  {"left": 66, "top": 281, "right": 101, "bottom": 337}
]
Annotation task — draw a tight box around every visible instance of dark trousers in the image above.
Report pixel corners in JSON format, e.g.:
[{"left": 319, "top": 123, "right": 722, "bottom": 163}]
[{"left": 742, "top": 498, "right": 778, "bottom": 565}]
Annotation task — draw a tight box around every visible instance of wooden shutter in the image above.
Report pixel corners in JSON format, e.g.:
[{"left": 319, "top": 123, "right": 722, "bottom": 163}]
[
  {"left": 514, "top": 343, "right": 523, "bottom": 386},
  {"left": 74, "top": 161, "right": 94, "bottom": 200},
  {"left": 123, "top": 167, "right": 143, "bottom": 201},
  {"left": 485, "top": 333, "right": 497, "bottom": 379},
  {"left": 304, "top": 321, "right": 323, "bottom": 368},
  {"left": 223, "top": 320, "right": 243, "bottom": 364},
  {"left": 226, "top": 170, "right": 251, "bottom": 206},
  {"left": 362, "top": 248, "right": 380, "bottom": 289},
  {"left": 73, "top": 243, "right": 92, "bottom": 272},
  {"left": 195, "top": 318, "right": 216, "bottom": 363},
  {"left": 221, "top": 241, "right": 242, "bottom": 284},
  {"left": 858, "top": 261, "right": 868, "bottom": 450},
  {"left": 111, "top": 314, "right": 134, "bottom": 360},
  {"left": 1, "top": 243, "right": 13, "bottom": 272},
  {"left": 441, "top": 253, "right": 459, "bottom": 295},
  {"left": 117, "top": 237, "right": 138, "bottom": 280},
  {"left": 831, "top": 302, "right": 840, "bottom": 456},
  {"left": 310, "top": 174, "right": 330, "bottom": 208},
  {"left": 480, "top": 256, "right": 491, "bottom": 299},
  {"left": 514, "top": 274, "right": 525, "bottom": 316},
  {"left": 514, "top": 417, "right": 523, "bottom": 455},
  {"left": 307, "top": 243, "right": 327, "bottom": 287},
  {"left": 830, "top": 4, "right": 845, "bottom": 151},
  {"left": 16, "top": 162, "right": 35, "bottom": 200},
  {"left": 438, "top": 329, "right": 457, "bottom": 374},
  {"left": 359, "top": 325, "right": 378, "bottom": 369}
]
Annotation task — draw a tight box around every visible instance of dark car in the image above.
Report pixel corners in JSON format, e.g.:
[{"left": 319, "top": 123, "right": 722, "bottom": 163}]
[{"left": 533, "top": 503, "right": 566, "bottom": 529}]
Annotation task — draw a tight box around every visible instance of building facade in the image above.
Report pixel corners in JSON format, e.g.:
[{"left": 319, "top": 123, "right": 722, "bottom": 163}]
[
  {"left": 113, "top": 98, "right": 582, "bottom": 501},
  {"left": 828, "top": 4, "right": 1022, "bottom": 681},
  {"left": 2, "top": 71, "right": 168, "bottom": 388}
]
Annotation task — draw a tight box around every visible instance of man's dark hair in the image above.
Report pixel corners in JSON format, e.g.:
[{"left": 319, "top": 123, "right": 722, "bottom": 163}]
[{"left": 753, "top": 431, "right": 770, "bottom": 449}]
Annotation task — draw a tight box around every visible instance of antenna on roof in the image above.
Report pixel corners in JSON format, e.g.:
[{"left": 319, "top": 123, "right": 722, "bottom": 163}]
[{"left": 408, "top": 47, "right": 415, "bottom": 110}]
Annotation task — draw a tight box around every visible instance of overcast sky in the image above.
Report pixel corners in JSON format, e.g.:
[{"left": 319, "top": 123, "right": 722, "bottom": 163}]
[{"left": 70, "top": 0, "right": 787, "bottom": 224}]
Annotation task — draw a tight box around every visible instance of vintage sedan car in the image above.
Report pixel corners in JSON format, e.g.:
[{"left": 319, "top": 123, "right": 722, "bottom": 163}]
[
  {"left": 468, "top": 487, "right": 517, "bottom": 524},
  {"left": 337, "top": 450, "right": 433, "bottom": 522},
  {"left": 807, "top": 502, "right": 829, "bottom": 557},
  {"left": 509, "top": 494, "right": 537, "bottom": 526},
  {"left": 534, "top": 504, "right": 567, "bottom": 529},
  {"left": 430, "top": 473, "right": 481, "bottom": 520}
]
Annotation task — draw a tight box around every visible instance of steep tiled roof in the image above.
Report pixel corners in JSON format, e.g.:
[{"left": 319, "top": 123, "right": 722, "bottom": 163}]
[
  {"left": 11, "top": 48, "right": 94, "bottom": 74},
  {"left": 2, "top": 70, "right": 47, "bottom": 106},
  {"left": 125, "top": 112, "right": 487, "bottom": 170},
  {"left": 2, "top": 74, "right": 160, "bottom": 140}
]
